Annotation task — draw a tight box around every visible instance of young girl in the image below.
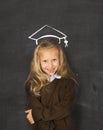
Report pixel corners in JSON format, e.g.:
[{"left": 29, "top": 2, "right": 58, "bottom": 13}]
[{"left": 25, "top": 38, "right": 77, "bottom": 130}]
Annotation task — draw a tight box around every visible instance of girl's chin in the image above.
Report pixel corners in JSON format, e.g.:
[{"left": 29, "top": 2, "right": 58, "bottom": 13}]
[
  {"left": 47, "top": 72, "right": 56, "bottom": 76},
  {"left": 48, "top": 73, "right": 55, "bottom": 76}
]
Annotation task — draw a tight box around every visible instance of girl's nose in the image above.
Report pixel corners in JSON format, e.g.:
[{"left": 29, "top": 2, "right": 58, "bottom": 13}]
[{"left": 48, "top": 61, "right": 53, "bottom": 68}]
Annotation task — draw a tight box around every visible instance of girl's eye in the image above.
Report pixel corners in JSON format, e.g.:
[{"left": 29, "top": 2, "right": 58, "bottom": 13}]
[
  {"left": 43, "top": 60, "right": 47, "bottom": 63},
  {"left": 53, "top": 59, "right": 56, "bottom": 61}
]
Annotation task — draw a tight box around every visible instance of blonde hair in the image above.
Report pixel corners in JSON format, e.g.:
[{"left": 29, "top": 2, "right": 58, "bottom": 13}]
[{"left": 25, "top": 38, "right": 74, "bottom": 96}]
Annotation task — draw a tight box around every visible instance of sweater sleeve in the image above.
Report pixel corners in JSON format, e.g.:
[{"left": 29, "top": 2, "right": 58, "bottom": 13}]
[
  {"left": 25, "top": 83, "right": 32, "bottom": 110},
  {"left": 25, "top": 83, "right": 43, "bottom": 121},
  {"left": 42, "top": 79, "right": 76, "bottom": 121}
]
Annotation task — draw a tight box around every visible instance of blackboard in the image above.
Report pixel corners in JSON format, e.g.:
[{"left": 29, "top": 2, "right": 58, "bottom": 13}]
[{"left": 0, "top": 0, "right": 103, "bottom": 130}]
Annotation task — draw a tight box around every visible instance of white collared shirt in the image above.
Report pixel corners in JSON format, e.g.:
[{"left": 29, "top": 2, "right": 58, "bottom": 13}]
[{"left": 48, "top": 74, "right": 61, "bottom": 82}]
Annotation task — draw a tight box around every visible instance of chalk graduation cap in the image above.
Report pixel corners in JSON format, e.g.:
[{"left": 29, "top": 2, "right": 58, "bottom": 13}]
[{"left": 28, "top": 25, "right": 68, "bottom": 47}]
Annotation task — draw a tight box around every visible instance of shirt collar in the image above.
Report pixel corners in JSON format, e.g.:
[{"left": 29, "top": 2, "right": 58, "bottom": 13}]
[{"left": 48, "top": 74, "right": 61, "bottom": 82}]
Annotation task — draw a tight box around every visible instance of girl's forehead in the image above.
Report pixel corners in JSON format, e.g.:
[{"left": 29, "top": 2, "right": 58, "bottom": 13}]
[
  {"left": 38, "top": 47, "right": 59, "bottom": 57},
  {"left": 39, "top": 47, "right": 58, "bottom": 52}
]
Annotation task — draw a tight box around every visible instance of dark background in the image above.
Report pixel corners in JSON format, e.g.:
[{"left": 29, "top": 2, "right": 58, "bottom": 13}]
[{"left": 0, "top": 0, "right": 103, "bottom": 130}]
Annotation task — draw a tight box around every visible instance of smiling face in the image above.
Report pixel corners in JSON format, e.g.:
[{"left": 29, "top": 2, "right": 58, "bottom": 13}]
[{"left": 38, "top": 47, "right": 59, "bottom": 76}]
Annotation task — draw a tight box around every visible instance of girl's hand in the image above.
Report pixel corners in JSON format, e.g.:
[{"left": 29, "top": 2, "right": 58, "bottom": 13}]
[{"left": 25, "top": 109, "right": 35, "bottom": 124}]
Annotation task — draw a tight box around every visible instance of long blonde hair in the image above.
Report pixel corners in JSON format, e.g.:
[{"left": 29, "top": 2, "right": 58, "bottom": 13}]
[{"left": 25, "top": 38, "right": 75, "bottom": 96}]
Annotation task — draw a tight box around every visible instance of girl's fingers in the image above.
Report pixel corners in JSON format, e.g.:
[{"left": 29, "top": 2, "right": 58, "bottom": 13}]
[
  {"left": 25, "top": 109, "right": 32, "bottom": 114},
  {"left": 27, "top": 116, "right": 35, "bottom": 124},
  {"left": 25, "top": 109, "right": 35, "bottom": 124}
]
